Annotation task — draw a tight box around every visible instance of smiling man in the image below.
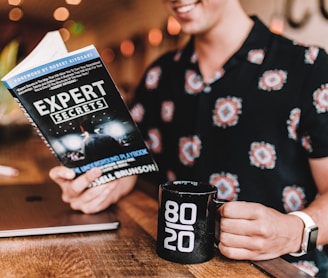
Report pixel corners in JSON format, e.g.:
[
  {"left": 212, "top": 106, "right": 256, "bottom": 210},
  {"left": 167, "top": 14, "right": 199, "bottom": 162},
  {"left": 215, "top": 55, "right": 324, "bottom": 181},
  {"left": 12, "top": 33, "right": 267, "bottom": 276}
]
[{"left": 50, "top": 0, "right": 328, "bottom": 275}]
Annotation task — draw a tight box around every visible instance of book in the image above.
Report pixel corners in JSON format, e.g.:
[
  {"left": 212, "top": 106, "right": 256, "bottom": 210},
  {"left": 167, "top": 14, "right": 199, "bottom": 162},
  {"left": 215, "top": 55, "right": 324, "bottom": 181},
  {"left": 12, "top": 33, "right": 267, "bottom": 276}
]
[{"left": 1, "top": 31, "right": 158, "bottom": 187}]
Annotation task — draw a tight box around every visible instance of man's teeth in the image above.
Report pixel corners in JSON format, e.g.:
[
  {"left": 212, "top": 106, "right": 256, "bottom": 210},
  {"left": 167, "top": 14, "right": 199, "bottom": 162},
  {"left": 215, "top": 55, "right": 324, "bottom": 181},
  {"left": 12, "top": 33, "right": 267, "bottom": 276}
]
[{"left": 176, "top": 4, "right": 195, "bottom": 13}]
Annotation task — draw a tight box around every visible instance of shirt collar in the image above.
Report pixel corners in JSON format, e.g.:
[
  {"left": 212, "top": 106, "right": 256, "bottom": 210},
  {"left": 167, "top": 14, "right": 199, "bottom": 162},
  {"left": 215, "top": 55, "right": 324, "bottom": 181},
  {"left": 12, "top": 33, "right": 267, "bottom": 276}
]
[{"left": 179, "top": 16, "right": 273, "bottom": 67}]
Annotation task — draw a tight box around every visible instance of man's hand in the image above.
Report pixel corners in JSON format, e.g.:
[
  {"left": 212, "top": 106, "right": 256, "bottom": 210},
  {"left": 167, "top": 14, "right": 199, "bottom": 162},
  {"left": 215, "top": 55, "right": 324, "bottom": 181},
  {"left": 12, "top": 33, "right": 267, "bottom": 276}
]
[
  {"left": 218, "top": 201, "right": 304, "bottom": 260},
  {"left": 49, "top": 166, "right": 137, "bottom": 214}
]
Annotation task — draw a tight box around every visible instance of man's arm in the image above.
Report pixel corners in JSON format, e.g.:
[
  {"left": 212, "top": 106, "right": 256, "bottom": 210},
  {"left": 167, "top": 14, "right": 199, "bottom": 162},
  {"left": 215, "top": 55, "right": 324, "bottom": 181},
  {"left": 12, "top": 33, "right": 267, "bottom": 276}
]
[
  {"left": 217, "top": 157, "right": 328, "bottom": 261},
  {"left": 302, "top": 157, "right": 328, "bottom": 246}
]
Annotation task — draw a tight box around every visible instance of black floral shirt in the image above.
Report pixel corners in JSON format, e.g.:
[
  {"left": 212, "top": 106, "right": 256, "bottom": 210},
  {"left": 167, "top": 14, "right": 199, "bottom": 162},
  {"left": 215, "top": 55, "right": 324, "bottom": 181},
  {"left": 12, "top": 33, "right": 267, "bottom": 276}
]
[{"left": 130, "top": 17, "right": 328, "bottom": 275}]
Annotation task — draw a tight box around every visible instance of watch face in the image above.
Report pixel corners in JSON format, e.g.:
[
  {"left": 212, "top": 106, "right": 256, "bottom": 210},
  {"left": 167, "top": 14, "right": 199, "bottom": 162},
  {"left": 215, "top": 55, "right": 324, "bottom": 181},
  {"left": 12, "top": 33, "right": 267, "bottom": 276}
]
[{"left": 308, "top": 226, "right": 319, "bottom": 252}]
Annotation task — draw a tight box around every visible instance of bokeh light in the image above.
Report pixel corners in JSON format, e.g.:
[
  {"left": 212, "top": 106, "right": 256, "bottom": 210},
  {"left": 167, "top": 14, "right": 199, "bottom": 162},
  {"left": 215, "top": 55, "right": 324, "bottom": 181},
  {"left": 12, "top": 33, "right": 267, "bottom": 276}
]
[
  {"left": 167, "top": 16, "right": 181, "bottom": 35},
  {"left": 69, "top": 21, "right": 84, "bottom": 35},
  {"left": 120, "top": 39, "right": 134, "bottom": 57},
  {"left": 101, "top": 48, "right": 115, "bottom": 63},
  {"left": 59, "top": 28, "right": 71, "bottom": 42},
  {"left": 148, "top": 28, "right": 163, "bottom": 46},
  {"left": 270, "top": 16, "right": 285, "bottom": 34},
  {"left": 8, "top": 0, "right": 23, "bottom": 6},
  {"left": 8, "top": 7, "right": 23, "bottom": 21},
  {"left": 53, "top": 7, "right": 70, "bottom": 21},
  {"left": 65, "top": 0, "right": 82, "bottom": 5}
]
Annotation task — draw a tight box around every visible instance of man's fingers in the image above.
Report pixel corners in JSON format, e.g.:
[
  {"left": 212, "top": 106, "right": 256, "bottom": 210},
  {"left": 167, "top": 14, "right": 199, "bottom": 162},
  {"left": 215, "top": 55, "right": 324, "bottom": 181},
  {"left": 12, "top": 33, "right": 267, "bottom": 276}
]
[{"left": 49, "top": 166, "right": 76, "bottom": 182}]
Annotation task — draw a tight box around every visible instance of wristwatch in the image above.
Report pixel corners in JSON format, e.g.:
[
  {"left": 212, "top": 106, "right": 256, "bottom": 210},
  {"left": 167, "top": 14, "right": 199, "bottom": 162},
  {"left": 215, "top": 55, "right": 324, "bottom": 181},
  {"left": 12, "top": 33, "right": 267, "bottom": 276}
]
[{"left": 289, "top": 211, "right": 318, "bottom": 257}]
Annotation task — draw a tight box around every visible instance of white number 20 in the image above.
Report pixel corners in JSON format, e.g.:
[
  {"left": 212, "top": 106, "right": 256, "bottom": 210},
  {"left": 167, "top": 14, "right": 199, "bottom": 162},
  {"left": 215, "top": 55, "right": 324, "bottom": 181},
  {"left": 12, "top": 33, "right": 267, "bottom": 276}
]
[{"left": 163, "top": 200, "right": 197, "bottom": 252}]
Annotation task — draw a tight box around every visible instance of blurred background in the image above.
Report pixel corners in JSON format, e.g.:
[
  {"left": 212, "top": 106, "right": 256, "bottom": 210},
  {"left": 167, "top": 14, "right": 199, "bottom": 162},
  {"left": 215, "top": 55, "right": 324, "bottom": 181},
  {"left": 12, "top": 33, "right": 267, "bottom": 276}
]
[{"left": 1, "top": 0, "right": 328, "bottom": 131}]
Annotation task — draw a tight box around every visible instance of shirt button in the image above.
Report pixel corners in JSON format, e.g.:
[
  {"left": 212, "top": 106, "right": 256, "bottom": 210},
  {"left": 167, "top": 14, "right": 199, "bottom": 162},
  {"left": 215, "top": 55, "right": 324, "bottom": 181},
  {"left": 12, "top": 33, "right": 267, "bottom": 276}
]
[{"left": 203, "top": 85, "right": 212, "bottom": 93}]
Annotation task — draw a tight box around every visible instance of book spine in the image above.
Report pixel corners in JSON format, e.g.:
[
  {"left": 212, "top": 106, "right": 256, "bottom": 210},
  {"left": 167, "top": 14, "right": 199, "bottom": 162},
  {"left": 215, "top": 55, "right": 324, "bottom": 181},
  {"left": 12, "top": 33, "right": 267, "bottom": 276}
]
[{"left": 11, "top": 94, "right": 60, "bottom": 161}]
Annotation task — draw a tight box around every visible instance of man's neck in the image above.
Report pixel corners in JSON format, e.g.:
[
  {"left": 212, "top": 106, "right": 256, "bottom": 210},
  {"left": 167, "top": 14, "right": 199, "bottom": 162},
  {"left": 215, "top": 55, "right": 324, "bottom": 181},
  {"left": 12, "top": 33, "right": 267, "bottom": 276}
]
[{"left": 195, "top": 6, "right": 254, "bottom": 83}]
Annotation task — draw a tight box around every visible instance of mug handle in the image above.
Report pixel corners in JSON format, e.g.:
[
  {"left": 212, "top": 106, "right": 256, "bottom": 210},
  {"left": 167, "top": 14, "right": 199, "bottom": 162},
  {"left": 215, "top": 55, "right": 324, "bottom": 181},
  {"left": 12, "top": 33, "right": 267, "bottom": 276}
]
[
  {"left": 211, "top": 198, "right": 229, "bottom": 248},
  {"left": 212, "top": 198, "right": 228, "bottom": 208}
]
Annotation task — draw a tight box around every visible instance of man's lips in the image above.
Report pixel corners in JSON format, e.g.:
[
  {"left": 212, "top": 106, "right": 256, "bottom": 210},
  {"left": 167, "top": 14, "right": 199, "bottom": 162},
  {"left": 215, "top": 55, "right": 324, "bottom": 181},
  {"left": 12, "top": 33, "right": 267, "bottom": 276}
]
[
  {"left": 172, "top": 1, "right": 200, "bottom": 14},
  {"left": 175, "top": 3, "right": 196, "bottom": 13}
]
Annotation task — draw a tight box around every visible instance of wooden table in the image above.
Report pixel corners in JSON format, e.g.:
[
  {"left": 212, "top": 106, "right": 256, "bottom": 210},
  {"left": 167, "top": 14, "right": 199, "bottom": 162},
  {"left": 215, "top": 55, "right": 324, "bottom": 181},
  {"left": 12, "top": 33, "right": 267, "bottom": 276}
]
[{"left": 0, "top": 131, "right": 311, "bottom": 277}]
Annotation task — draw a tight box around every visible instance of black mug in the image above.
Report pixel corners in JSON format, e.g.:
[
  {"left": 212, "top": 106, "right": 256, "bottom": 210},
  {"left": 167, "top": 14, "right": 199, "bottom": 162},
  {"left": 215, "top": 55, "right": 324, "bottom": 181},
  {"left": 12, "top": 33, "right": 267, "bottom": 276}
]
[{"left": 156, "top": 180, "right": 225, "bottom": 264}]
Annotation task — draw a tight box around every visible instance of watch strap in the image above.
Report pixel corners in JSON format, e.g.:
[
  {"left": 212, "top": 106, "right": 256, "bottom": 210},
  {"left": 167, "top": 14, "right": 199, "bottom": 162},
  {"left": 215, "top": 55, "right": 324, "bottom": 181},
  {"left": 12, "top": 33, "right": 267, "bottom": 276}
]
[{"left": 288, "top": 211, "right": 317, "bottom": 257}]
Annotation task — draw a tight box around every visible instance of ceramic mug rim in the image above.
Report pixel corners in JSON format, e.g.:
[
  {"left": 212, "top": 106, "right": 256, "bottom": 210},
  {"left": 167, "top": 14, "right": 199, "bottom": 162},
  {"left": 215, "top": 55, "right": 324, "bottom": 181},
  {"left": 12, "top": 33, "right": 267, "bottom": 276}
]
[{"left": 160, "top": 180, "right": 217, "bottom": 196}]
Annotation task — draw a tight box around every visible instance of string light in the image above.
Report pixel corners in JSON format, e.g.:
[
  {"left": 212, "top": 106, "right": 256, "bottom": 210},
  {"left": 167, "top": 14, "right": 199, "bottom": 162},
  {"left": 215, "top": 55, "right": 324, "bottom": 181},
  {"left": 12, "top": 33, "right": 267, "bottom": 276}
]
[
  {"left": 8, "top": 0, "right": 23, "bottom": 6},
  {"left": 270, "top": 1, "right": 285, "bottom": 35},
  {"left": 8, "top": 7, "right": 23, "bottom": 21},
  {"left": 148, "top": 28, "right": 163, "bottom": 46},
  {"left": 59, "top": 28, "right": 71, "bottom": 42},
  {"left": 120, "top": 39, "right": 134, "bottom": 57},
  {"left": 4, "top": 0, "right": 180, "bottom": 57},
  {"left": 64, "top": 20, "right": 83, "bottom": 36},
  {"left": 270, "top": 15, "right": 285, "bottom": 34},
  {"left": 101, "top": 48, "right": 115, "bottom": 63},
  {"left": 53, "top": 7, "right": 70, "bottom": 21},
  {"left": 65, "top": 0, "right": 82, "bottom": 5},
  {"left": 167, "top": 15, "right": 181, "bottom": 35},
  {"left": 70, "top": 21, "right": 84, "bottom": 35}
]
